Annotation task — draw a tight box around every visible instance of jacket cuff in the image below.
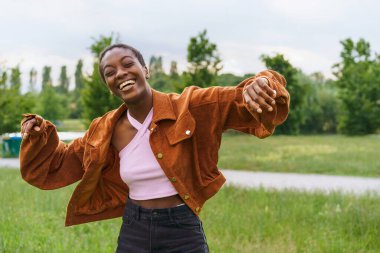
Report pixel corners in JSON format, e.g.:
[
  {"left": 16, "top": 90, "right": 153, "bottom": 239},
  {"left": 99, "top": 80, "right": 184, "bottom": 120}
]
[{"left": 251, "top": 70, "right": 289, "bottom": 104}]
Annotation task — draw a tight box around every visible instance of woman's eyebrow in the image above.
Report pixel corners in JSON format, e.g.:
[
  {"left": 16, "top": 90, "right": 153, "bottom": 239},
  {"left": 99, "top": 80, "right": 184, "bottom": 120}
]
[
  {"left": 103, "top": 56, "right": 134, "bottom": 70},
  {"left": 120, "top": 55, "right": 133, "bottom": 61}
]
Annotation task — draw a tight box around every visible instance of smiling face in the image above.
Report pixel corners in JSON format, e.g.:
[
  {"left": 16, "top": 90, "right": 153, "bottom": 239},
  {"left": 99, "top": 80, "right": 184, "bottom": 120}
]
[{"left": 100, "top": 47, "right": 150, "bottom": 104}]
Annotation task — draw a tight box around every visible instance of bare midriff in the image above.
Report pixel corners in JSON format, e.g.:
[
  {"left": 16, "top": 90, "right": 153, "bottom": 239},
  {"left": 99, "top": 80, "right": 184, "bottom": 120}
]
[{"left": 130, "top": 194, "right": 184, "bottom": 209}]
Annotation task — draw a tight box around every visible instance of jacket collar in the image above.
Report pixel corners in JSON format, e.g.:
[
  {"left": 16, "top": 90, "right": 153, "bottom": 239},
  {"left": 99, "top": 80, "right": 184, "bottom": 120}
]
[
  {"left": 151, "top": 89, "right": 176, "bottom": 122},
  {"left": 87, "top": 88, "right": 176, "bottom": 148}
]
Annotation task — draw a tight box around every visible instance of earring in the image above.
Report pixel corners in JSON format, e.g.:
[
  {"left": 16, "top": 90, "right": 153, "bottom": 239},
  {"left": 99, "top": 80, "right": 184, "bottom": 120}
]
[{"left": 146, "top": 75, "right": 150, "bottom": 80}]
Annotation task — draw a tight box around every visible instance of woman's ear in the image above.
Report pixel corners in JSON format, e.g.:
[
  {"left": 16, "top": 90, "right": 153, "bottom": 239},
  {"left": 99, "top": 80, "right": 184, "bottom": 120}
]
[{"left": 144, "top": 66, "right": 150, "bottom": 80}]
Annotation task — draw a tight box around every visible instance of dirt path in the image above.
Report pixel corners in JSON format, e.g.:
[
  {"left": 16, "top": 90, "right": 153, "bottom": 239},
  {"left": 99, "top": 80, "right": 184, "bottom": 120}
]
[{"left": 2, "top": 158, "right": 379, "bottom": 195}]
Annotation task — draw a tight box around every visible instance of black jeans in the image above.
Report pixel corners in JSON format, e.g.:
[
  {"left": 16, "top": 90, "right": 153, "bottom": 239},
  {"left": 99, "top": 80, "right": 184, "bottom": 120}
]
[{"left": 115, "top": 200, "right": 210, "bottom": 253}]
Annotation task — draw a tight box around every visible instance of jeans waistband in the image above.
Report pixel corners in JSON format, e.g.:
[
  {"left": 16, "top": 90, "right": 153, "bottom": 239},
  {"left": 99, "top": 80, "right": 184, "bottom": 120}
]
[{"left": 124, "top": 199, "right": 193, "bottom": 221}]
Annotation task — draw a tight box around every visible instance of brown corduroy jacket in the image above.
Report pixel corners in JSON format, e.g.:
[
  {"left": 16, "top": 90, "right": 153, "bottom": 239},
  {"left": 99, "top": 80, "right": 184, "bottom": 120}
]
[{"left": 20, "top": 70, "right": 290, "bottom": 226}]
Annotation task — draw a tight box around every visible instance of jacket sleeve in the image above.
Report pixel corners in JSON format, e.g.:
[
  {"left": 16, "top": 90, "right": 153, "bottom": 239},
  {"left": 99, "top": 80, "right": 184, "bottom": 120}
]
[
  {"left": 20, "top": 115, "right": 93, "bottom": 190},
  {"left": 218, "top": 70, "right": 290, "bottom": 138}
]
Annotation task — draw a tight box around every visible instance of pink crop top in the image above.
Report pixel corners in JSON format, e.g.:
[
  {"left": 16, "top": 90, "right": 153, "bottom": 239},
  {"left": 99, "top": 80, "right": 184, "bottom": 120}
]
[{"left": 119, "top": 108, "right": 178, "bottom": 200}]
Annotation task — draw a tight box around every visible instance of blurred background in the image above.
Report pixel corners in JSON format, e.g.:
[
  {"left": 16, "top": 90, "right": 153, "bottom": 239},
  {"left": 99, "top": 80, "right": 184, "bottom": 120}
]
[
  {"left": 0, "top": 1, "right": 379, "bottom": 252},
  {"left": 1, "top": 0, "right": 379, "bottom": 136}
]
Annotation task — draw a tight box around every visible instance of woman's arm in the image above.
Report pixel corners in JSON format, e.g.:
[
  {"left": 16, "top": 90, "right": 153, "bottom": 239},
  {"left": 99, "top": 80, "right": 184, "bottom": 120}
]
[
  {"left": 20, "top": 114, "right": 90, "bottom": 190},
  {"left": 218, "top": 70, "right": 290, "bottom": 137}
]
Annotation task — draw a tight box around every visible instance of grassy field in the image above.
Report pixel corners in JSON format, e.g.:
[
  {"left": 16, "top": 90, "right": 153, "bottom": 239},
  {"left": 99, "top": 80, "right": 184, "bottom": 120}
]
[
  {"left": 56, "top": 119, "right": 86, "bottom": 132},
  {"left": 1, "top": 169, "right": 380, "bottom": 253},
  {"left": 218, "top": 133, "right": 380, "bottom": 177}
]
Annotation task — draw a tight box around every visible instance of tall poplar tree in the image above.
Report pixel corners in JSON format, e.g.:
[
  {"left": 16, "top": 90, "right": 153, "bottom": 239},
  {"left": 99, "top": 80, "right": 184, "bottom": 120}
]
[
  {"left": 42, "top": 66, "right": 52, "bottom": 90},
  {"left": 57, "top": 65, "right": 69, "bottom": 93},
  {"left": 10, "top": 66, "right": 22, "bottom": 92},
  {"left": 28, "top": 68, "right": 37, "bottom": 93}
]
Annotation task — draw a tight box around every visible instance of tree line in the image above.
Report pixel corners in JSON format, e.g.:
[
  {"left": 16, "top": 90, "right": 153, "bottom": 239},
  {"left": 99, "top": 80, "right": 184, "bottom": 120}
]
[{"left": 0, "top": 31, "right": 379, "bottom": 135}]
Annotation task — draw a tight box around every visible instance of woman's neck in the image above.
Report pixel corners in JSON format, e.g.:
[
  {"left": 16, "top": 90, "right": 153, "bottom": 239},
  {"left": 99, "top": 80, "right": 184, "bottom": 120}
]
[{"left": 125, "top": 88, "right": 153, "bottom": 124}]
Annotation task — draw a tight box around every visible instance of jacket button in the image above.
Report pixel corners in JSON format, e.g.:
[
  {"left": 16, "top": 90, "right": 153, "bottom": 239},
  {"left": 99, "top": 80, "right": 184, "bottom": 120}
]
[
  {"left": 157, "top": 153, "right": 163, "bottom": 159},
  {"left": 195, "top": 207, "right": 200, "bottom": 212},
  {"left": 185, "top": 130, "right": 191, "bottom": 135},
  {"left": 170, "top": 177, "right": 177, "bottom": 182},
  {"left": 184, "top": 194, "right": 190, "bottom": 200}
]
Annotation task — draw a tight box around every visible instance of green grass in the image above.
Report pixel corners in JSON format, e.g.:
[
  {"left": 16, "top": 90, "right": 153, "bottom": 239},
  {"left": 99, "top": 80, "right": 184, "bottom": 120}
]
[
  {"left": 218, "top": 134, "right": 380, "bottom": 177},
  {"left": 56, "top": 119, "right": 86, "bottom": 132},
  {"left": 1, "top": 169, "right": 380, "bottom": 253}
]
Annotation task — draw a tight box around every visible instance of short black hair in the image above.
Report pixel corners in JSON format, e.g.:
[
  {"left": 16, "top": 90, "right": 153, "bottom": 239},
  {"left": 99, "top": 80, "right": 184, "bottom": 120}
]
[{"left": 98, "top": 43, "right": 146, "bottom": 84}]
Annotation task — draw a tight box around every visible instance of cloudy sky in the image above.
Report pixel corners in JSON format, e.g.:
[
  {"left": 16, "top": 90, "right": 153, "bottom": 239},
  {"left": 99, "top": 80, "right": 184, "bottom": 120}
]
[{"left": 1, "top": 0, "right": 379, "bottom": 91}]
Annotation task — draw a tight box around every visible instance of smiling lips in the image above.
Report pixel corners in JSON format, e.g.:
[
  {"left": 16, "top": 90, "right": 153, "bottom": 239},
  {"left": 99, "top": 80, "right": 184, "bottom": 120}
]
[{"left": 119, "top": 80, "right": 136, "bottom": 91}]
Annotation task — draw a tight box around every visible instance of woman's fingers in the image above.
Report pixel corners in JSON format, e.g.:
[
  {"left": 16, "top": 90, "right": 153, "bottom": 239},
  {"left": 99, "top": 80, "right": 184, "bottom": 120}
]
[
  {"left": 21, "top": 118, "right": 40, "bottom": 139},
  {"left": 245, "top": 78, "right": 276, "bottom": 112},
  {"left": 258, "top": 78, "right": 277, "bottom": 98},
  {"left": 243, "top": 90, "right": 262, "bottom": 113},
  {"left": 255, "top": 78, "right": 276, "bottom": 107}
]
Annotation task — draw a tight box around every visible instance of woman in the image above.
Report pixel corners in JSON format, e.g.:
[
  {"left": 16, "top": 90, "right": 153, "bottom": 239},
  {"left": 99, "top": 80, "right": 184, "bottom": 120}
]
[{"left": 20, "top": 43, "right": 290, "bottom": 252}]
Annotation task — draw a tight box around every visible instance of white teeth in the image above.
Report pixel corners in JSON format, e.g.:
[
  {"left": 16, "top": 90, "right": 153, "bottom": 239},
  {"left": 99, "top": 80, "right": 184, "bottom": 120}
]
[{"left": 119, "top": 80, "right": 136, "bottom": 90}]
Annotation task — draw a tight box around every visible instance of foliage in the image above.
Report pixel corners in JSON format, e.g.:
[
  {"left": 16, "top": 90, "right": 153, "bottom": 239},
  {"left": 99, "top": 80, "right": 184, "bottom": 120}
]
[
  {"left": 41, "top": 66, "right": 52, "bottom": 91},
  {"left": 298, "top": 72, "right": 340, "bottom": 134},
  {"left": 69, "top": 59, "right": 85, "bottom": 119},
  {"left": 333, "top": 38, "right": 380, "bottom": 135},
  {"left": 34, "top": 85, "right": 68, "bottom": 122},
  {"left": 10, "top": 66, "right": 21, "bottom": 92},
  {"left": 75, "top": 59, "right": 84, "bottom": 91},
  {"left": 168, "top": 61, "right": 182, "bottom": 92},
  {"left": 28, "top": 68, "right": 37, "bottom": 93},
  {"left": 180, "top": 30, "right": 222, "bottom": 91},
  {"left": 216, "top": 73, "right": 255, "bottom": 86},
  {"left": 81, "top": 34, "right": 122, "bottom": 126},
  {"left": 148, "top": 56, "right": 174, "bottom": 92},
  {"left": 261, "top": 53, "right": 307, "bottom": 134},
  {"left": 0, "top": 67, "right": 35, "bottom": 134},
  {"left": 57, "top": 65, "right": 69, "bottom": 94}
]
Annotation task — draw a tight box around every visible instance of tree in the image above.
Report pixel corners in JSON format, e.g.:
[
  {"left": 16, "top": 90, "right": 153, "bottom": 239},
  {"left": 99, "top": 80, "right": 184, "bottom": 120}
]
[
  {"left": 149, "top": 56, "right": 164, "bottom": 76},
  {"left": 28, "top": 68, "right": 37, "bottom": 93},
  {"left": 74, "top": 59, "right": 84, "bottom": 91},
  {"left": 298, "top": 72, "right": 339, "bottom": 134},
  {"left": 42, "top": 66, "right": 52, "bottom": 90},
  {"left": 181, "top": 30, "right": 222, "bottom": 91},
  {"left": 148, "top": 56, "right": 173, "bottom": 92},
  {"left": 333, "top": 38, "right": 380, "bottom": 135},
  {"left": 69, "top": 59, "right": 85, "bottom": 118},
  {"left": 167, "top": 60, "right": 182, "bottom": 92},
  {"left": 57, "top": 65, "right": 70, "bottom": 94},
  {"left": 261, "top": 53, "right": 306, "bottom": 134},
  {"left": 35, "top": 85, "right": 68, "bottom": 122},
  {"left": 216, "top": 73, "right": 253, "bottom": 86},
  {"left": 0, "top": 70, "right": 7, "bottom": 88},
  {"left": 10, "top": 66, "right": 21, "bottom": 92},
  {"left": 0, "top": 66, "right": 35, "bottom": 134},
  {"left": 81, "top": 34, "right": 121, "bottom": 125},
  {"left": 170, "top": 61, "right": 179, "bottom": 78}
]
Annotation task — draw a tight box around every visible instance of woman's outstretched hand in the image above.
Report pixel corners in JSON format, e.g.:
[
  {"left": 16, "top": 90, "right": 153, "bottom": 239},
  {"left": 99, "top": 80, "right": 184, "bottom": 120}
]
[
  {"left": 243, "top": 77, "right": 277, "bottom": 114},
  {"left": 21, "top": 115, "right": 42, "bottom": 139}
]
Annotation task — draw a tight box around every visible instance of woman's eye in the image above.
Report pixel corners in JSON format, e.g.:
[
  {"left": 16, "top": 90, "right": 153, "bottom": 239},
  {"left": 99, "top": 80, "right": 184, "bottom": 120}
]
[
  {"left": 123, "top": 62, "right": 133, "bottom": 68},
  {"left": 105, "top": 71, "right": 114, "bottom": 77}
]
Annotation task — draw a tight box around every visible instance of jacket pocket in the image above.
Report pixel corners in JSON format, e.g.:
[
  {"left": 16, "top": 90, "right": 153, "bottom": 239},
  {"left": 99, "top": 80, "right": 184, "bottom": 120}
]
[{"left": 166, "top": 111, "right": 196, "bottom": 145}]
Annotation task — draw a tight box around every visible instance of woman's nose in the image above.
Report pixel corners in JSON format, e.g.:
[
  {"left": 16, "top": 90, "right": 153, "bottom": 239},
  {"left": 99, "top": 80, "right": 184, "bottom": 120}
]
[{"left": 115, "top": 68, "right": 128, "bottom": 80}]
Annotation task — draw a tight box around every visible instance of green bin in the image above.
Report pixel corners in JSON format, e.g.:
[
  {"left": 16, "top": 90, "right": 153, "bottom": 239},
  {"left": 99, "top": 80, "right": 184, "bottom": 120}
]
[{"left": 2, "top": 136, "right": 22, "bottom": 157}]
